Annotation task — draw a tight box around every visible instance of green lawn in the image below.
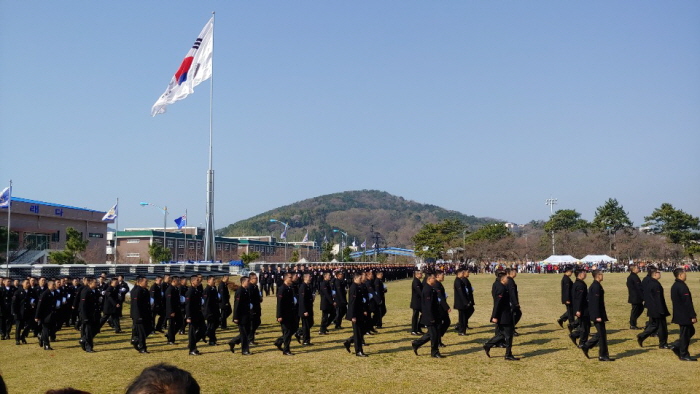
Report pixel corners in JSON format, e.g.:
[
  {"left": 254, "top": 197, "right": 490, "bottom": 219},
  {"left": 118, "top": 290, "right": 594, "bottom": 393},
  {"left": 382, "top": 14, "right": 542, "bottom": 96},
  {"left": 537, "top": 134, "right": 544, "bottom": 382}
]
[{"left": 1, "top": 272, "right": 698, "bottom": 393}]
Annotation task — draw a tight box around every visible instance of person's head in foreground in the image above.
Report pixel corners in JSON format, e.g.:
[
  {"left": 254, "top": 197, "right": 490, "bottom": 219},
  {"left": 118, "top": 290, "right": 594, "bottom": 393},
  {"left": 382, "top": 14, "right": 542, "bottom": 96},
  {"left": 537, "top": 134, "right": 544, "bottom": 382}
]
[{"left": 125, "top": 363, "right": 200, "bottom": 394}]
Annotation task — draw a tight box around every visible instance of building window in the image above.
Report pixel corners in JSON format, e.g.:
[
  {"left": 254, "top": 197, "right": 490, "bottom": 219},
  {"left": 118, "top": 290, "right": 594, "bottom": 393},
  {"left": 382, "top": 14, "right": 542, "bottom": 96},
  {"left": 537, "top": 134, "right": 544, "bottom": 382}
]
[
  {"left": 224, "top": 244, "right": 229, "bottom": 251},
  {"left": 178, "top": 254, "right": 184, "bottom": 260},
  {"left": 167, "top": 240, "right": 174, "bottom": 248},
  {"left": 89, "top": 233, "right": 104, "bottom": 238},
  {"left": 126, "top": 253, "right": 140, "bottom": 258},
  {"left": 216, "top": 243, "right": 222, "bottom": 250},
  {"left": 127, "top": 239, "right": 141, "bottom": 244},
  {"left": 189, "top": 242, "right": 195, "bottom": 250},
  {"left": 51, "top": 231, "right": 60, "bottom": 242},
  {"left": 178, "top": 242, "right": 185, "bottom": 249}
]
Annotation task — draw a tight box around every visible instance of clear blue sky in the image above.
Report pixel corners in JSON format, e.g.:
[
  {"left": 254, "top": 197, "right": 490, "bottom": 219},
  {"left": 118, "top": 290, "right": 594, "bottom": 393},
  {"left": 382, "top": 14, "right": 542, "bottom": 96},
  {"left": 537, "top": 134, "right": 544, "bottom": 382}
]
[{"left": 1, "top": 1, "right": 698, "bottom": 233}]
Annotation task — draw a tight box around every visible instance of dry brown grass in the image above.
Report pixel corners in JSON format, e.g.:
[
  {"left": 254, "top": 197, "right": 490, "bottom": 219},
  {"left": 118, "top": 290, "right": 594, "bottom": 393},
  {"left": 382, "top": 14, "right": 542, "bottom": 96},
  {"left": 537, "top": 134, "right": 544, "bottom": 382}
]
[{"left": 1, "top": 272, "right": 698, "bottom": 393}]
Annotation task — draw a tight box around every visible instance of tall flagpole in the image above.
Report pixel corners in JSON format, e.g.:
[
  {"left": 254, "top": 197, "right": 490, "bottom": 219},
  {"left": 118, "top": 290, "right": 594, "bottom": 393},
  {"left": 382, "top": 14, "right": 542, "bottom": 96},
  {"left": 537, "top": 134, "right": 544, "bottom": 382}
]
[
  {"left": 204, "top": 11, "right": 216, "bottom": 263},
  {"left": 5, "top": 180, "right": 11, "bottom": 265},
  {"left": 114, "top": 197, "right": 119, "bottom": 264}
]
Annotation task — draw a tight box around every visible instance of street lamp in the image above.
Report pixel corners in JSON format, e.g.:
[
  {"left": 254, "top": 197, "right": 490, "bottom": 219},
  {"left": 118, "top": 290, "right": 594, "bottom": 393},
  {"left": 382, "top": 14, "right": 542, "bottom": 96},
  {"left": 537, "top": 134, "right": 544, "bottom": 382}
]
[
  {"left": 333, "top": 229, "right": 348, "bottom": 262},
  {"left": 270, "top": 218, "right": 290, "bottom": 261},
  {"left": 545, "top": 197, "right": 557, "bottom": 255},
  {"left": 140, "top": 201, "right": 168, "bottom": 258}
]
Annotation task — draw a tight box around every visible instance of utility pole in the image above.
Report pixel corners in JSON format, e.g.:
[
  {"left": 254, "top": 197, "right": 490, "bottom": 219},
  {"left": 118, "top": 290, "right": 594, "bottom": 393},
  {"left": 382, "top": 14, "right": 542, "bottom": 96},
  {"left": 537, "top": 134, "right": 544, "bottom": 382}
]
[{"left": 545, "top": 197, "right": 558, "bottom": 255}]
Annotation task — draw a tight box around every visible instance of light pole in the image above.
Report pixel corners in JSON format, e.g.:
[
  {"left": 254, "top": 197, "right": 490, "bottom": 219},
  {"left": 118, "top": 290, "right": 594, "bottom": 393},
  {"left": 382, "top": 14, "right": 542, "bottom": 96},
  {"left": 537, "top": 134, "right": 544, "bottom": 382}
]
[
  {"left": 140, "top": 201, "right": 168, "bottom": 259},
  {"left": 333, "top": 229, "right": 347, "bottom": 262},
  {"left": 545, "top": 197, "right": 557, "bottom": 255},
  {"left": 270, "top": 219, "right": 290, "bottom": 262}
]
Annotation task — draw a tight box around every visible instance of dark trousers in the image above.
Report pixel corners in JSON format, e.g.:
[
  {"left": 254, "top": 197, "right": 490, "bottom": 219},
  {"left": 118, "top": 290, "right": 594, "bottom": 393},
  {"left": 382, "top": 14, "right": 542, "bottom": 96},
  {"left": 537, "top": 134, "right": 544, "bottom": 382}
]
[
  {"left": 263, "top": 283, "right": 271, "bottom": 296},
  {"left": 485, "top": 323, "right": 514, "bottom": 357},
  {"left": 439, "top": 314, "right": 451, "bottom": 339},
  {"left": 639, "top": 317, "right": 668, "bottom": 346},
  {"left": 582, "top": 321, "right": 609, "bottom": 358},
  {"left": 40, "top": 321, "right": 54, "bottom": 347},
  {"left": 276, "top": 320, "right": 297, "bottom": 352},
  {"left": 670, "top": 324, "right": 695, "bottom": 358},
  {"left": 334, "top": 304, "right": 347, "bottom": 327},
  {"left": 512, "top": 307, "right": 522, "bottom": 327},
  {"left": 374, "top": 303, "right": 387, "bottom": 328},
  {"left": 98, "top": 313, "right": 121, "bottom": 332},
  {"left": 81, "top": 320, "right": 96, "bottom": 351},
  {"left": 570, "top": 316, "right": 591, "bottom": 343},
  {"left": 457, "top": 307, "right": 474, "bottom": 333},
  {"left": 131, "top": 322, "right": 147, "bottom": 351},
  {"left": 250, "top": 314, "right": 261, "bottom": 342},
  {"left": 345, "top": 318, "right": 365, "bottom": 354},
  {"left": 205, "top": 316, "right": 219, "bottom": 344},
  {"left": 229, "top": 316, "right": 250, "bottom": 353},
  {"left": 320, "top": 308, "right": 334, "bottom": 333},
  {"left": 560, "top": 304, "right": 575, "bottom": 328},
  {"left": 411, "top": 309, "right": 422, "bottom": 333},
  {"left": 629, "top": 304, "right": 644, "bottom": 327},
  {"left": 300, "top": 315, "right": 314, "bottom": 343},
  {"left": 220, "top": 304, "right": 232, "bottom": 329},
  {"left": 166, "top": 316, "right": 180, "bottom": 342},
  {"left": 15, "top": 319, "right": 31, "bottom": 342},
  {"left": 414, "top": 324, "right": 440, "bottom": 356},
  {"left": 2, "top": 315, "right": 13, "bottom": 337},
  {"left": 188, "top": 319, "right": 206, "bottom": 351}
]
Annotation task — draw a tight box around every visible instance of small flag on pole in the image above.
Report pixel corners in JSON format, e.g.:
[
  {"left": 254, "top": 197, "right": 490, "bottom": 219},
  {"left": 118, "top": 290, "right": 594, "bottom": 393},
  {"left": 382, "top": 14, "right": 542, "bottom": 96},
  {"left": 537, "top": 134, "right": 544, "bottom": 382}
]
[
  {"left": 174, "top": 214, "right": 187, "bottom": 230},
  {"left": 323, "top": 235, "right": 327, "bottom": 243},
  {"left": 0, "top": 186, "right": 10, "bottom": 208},
  {"left": 151, "top": 16, "right": 214, "bottom": 116},
  {"left": 360, "top": 239, "right": 366, "bottom": 248},
  {"left": 281, "top": 227, "right": 287, "bottom": 240},
  {"left": 302, "top": 231, "right": 308, "bottom": 242},
  {"left": 372, "top": 243, "right": 377, "bottom": 248},
  {"left": 102, "top": 203, "right": 118, "bottom": 221},
  {"left": 352, "top": 238, "right": 356, "bottom": 248}
]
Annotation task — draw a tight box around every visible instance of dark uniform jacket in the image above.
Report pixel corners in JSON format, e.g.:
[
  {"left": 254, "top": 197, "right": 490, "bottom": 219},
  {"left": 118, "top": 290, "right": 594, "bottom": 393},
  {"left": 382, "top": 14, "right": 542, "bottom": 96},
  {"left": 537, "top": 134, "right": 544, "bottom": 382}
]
[
  {"left": 164, "top": 284, "right": 181, "bottom": 317},
  {"left": 507, "top": 277, "right": 520, "bottom": 309},
  {"left": 572, "top": 279, "right": 589, "bottom": 317},
  {"left": 346, "top": 282, "right": 367, "bottom": 322},
  {"left": 670, "top": 279, "right": 696, "bottom": 326},
  {"left": 0, "top": 286, "right": 14, "bottom": 316},
  {"left": 102, "top": 285, "right": 120, "bottom": 315},
  {"left": 434, "top": 281, "right": 450, "bottom": 313},
  {"left": 276, "top": 284, "right": 296, "bottom": 321},
  {"left": 333, "top": 278, "right": 347, "bottom": 306},
  {"left": 374, "top": 277, "right": 386, "bottom": 305},
  {"left": 130, "top": 286, "right": 151, "bottom": 323},
  {"left": 185, "top": 286, "right": 204, "bottom": 322},
  {"left": 78, "top": 287, "right": 98, "bottom": 322},
  {"left": 202, "top": 285, "right": 220, "bottom": 320},
  {"left": 149, "top": 283, "right": 164, "bottom": 312},
  {"left": 453, "top": 278, "right": 465, "bottom": 311},
  {"left": 298, "top": 282, "right": 314, "bottom": 318},
  {"left": 644, "top": 279, "right": 670, "bottom": 318},
  {"left": 410, "top": 277, "right": 423, "bottom": 311},
  {"left": 218, "top": 282, "right": 231, "bottom": 309},
  {"left": 319, "top": 280, "right": 334, "bottom": 311},
  {"left": 35, "top": 289, "right": 57, "bottom": 324},
  {"left": 491, "top": 281, "right": 512, "bottom": 325},
  {"left": 588, "top": 280, "right": 608, "bottom": 322},
  {"left": 232, "top": 286, "right": 251, "bottom": 321},
  {"left": 561, "top": 275, "right": 572, "bottom": 304},
  {"left": 463, "top": 277, "right": 475, "bottom": 307},
  {"left": 248, "top": 283, "right": 262, "bottom": 316},
  {"left": 420, "top": 284, "right": 441, "bottom": 326},
  {"left": 626, "top": 272, "right": 643, "bottom": 305},
  {"left": 11, "top": 288, "right": 31, "bottom": 320}
]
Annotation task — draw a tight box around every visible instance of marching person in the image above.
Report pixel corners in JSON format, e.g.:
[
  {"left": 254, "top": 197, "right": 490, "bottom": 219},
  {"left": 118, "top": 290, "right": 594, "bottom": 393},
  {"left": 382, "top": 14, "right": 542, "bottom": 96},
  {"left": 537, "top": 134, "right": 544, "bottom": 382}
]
[
  {"left": 35, "top": 279, "right": 58, "bottom": 350},
  {"left": 411, "top": 273, "right": 444, "bottom": 358},
  {"left": 274, "top": 273, "right": 297, "bottom": 356},
  {"left": 247, "top": 273, "right": 263, "bottom": 344},
  {"left": 332, "top": 270, "right": 347, "bottom": 329},
  {"left": 11, "top": 280, "right": 32, "bottom": 345},
  {"left": 626, "top": 264, "right": 644, "bottom": 330},
  {"left": 557, "top": 265, "right": 574, "bottom": 332},
  {"left": 374, "top": 271, "right": 387, "bottom": 329},
  {"left": 218, "top": 275, "right": 231, "bottom": 330},
  {"left": 637, "top": 268, "right": 671, "bottom": 349},
  {"left": 0, "top": 277, "right": 15, "bottom": 340},
  {"left": 202, "top": 276, "right": 220, "bottom": 346},
  {"left": 318, "top": 272, "right": 335, "bottom": 335},
  {"left": 483, "top": 271, "right": 518, "bottom": 361},
  {"left": 569, "top": 269, "right": 590, "bottom": 347},
  {"left": 130, "top": 276, "right": 151, "bottom": 354},
  {"left": 410, "top": 270, "right": 424, "bottom": 335},
  {"left": 150, "top": 276, "right": 165, "bottom": 333},
  {"left": 298, "top": 273, "right": 315, "bottom": 346},
  {"left": 164, "top": 275, "right": 181, "bottom": 345},
  {"left": 434, "top": 271, "right": 450, "bottom": 346},
  {"left": 78, "top": 277, "right": 99, "bottom": 353},
  {"left": 580, "top": 270, "right": 614, "bottom": 361},
  {"left": 344, "top": 273, "right": 368, "bottom": 357},
  {"left": 185, "top": 275, "right": 206, "bottom": 355},
  {"left": 453, "top": 268, "right": 469, "bottom": 335},
  {"left": 669, "top": 268, "right": 697, "bottom": 361},
  {"left": 506, "top": 268, "right": 521, "bottom": 336},
  {"left": 462, "top": 268, "right": 475, "bottom": 331},
  {"left": 229, "top": 276, "right": 251, "bottom": 355},
  {"left": 98, "top": 278, "right": 122, "bottom": 334}
]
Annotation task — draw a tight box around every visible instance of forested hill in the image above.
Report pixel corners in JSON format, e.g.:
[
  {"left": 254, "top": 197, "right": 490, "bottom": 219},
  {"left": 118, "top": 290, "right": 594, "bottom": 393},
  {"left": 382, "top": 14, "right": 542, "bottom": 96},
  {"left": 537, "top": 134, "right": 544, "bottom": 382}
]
[{"left": 216, "top": 190, "right": 499, "bottom": 248}]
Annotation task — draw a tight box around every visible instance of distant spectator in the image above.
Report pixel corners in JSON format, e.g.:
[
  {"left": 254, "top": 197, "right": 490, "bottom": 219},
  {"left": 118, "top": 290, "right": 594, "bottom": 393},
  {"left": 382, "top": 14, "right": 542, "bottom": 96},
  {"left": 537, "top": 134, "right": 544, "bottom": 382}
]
[{"left": 125, "top": 363, "right": 200, "bottom": 394}]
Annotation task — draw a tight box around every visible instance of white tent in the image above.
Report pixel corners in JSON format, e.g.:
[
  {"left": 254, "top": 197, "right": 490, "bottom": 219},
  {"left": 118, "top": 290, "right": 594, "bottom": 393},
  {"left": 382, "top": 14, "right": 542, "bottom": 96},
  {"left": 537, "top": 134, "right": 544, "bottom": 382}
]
[
  {"left": 541, "top": 255, "right": 579, "bottom": 265},
  {"left": 579, "top": 254, "right": 617, "bottom": 264}
]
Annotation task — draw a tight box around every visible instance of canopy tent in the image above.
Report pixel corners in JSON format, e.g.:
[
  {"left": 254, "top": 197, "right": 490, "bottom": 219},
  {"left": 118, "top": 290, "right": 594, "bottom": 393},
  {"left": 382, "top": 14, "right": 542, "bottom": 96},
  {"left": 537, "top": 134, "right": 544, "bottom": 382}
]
[
  {"left": 541, "top": 255, "right": 579, "bottom": 265},
  {"left": 579, "top": 254, "right": 617, "bottom": 264}
]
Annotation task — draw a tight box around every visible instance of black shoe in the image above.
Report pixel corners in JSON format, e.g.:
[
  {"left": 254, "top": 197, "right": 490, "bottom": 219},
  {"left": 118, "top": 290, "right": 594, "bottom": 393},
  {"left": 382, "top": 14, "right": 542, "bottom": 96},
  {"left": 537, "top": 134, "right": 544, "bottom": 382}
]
[
  {"left": 557, "top": 319, "right": 564, "bottom": 328},
  {"left": 659, "top": 344, "right": 672, "bottom": 350},
  {"left": 15, "top": 341, "right": 20, "bottom": 345},
  {"left": 671, "top": 346, "right": 681, "bottom": 358},
  {"left": 274, "top": 341, "right": 283, "bottom": 352},
  {"left": 139, "top": 349, "right": 150, "bottom": 354},
  {"left": 79, "top": 339, "right": 86, "bottom": 351},
  {"left": 21, "top": 338, "right": 27, "bottom": 344},
  {"left": 283, "top": 351, "right": 294, "bottom": 356},
  {"left": 250, "top": 341, "right": 258, "bottom": 346},
  {"left": 458, "top": 332, "right": 467, "bottom": 336},
  {"left": 679, "top": 356, "right": 697, "bottom": 361},
  {"left": 598, "top": 357, "right": 615, "bottom": 361},
  {"left": 569, "top": 335, "right": 578, "bottom": 346},
  {"left": 44, "top": 346, "right": 54, "bottom": 351},
  {"left": 356, "top": 352, "right": 369, "bottom": 357},
  {"left": 432, "top": 353, "right": 445, "bottom": 359},
  {"left": 637, "top": 336, "right": 644, "bottom": 347},
  {"left": 303, "top": 342, "right": 313, "bottom": 346},
  {"left": 483, "top": 345, "right": 491, "bottom": 358},
  {"left": 295, "top": 334, "right": 302, "bottom": 344},
  {"left": 318, "top": 331, "right": 328, "bottom": 335},
  {"left": 241, "top": 351, "right": 251, "bottom": 355},
  {"left": 344, "top": 341, "right": 351, "bottom": 353},
  {"left": 505, "top": 355, "right": 520, "bottom": 361},
  {"left": 513, "top": 331, "right": 520, "bottom": 337},
  {"left": 412, "top": 341, "right": 419, "bottom": 356},
  {"left": 114, "top": 330, "right": 123, "bottom": 334},
  {"left": 410, "top": 331, "right": 420, "bottom": 336},
  {"left": 189, "top": 350, "right": 201, "bottom": 356},
  {"left": 498, "top": 343, "right": 507, "bottom": 348},
  {"left": 581, "top": 346, "right": 590, "bottom": 359},
  {"left": 334, "top": 325, "right": 342, "bottom": 330},
  {"left": 85, "top": 349, "right": 96, "bottom": 353},
  {"left": 630, "top": 325, "right": 640, "bottom": 330},
  {"left": 208, "top": 342, "right": 218, "bottom": 346},
  {"left": 228, "top": 342, "right": 235, "bottom": 353},
  {"left": 167, "top": 341, "right": 176, "bottom": 345}
]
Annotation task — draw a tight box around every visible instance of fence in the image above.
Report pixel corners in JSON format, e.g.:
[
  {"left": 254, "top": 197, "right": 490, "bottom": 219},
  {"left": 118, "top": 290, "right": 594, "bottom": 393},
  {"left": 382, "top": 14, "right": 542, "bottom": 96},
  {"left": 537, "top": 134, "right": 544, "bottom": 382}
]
[{"left": 0, "top": 263, "right": 245, "bottom": 280}]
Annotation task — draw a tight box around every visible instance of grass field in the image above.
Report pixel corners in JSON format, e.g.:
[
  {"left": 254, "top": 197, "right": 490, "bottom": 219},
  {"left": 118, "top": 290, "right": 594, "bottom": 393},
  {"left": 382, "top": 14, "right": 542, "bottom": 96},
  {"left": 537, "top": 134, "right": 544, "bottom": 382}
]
[{"left": 1, "top": 272, "right": 699, "bottom": 394}]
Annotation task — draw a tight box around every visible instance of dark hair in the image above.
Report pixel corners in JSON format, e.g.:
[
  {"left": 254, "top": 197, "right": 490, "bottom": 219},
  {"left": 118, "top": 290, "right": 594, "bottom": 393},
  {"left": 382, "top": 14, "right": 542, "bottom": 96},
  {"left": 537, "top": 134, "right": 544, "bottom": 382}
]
[
  {"left": 155, "top": 275, "right": 162, "bottom": 280},
  {"left": 248, "top": 272, "right": 257, "bottom": 278},
  {"left": 125, "top": 363, "right": 200, "bottom": 394},
  {"left": 574, "top": 269, "right": 585, "bottom": 277},
  {"left": 45, "top": 388, "right": 91, "bottom": 394},
  {"left": 206, "top": 276, "right": 214, "bottom": 282},
  {"left": 673, "top": 268, "right": 684, "bottom": 278},
  {"left": 240, "top": 277, "right": 248, "bottom": 284},
  {"left": 591, "top": 270, "right": 602, "bottom": 278},
  {"left": 496, "top": 271, "right": 507, "bottom": 280}
]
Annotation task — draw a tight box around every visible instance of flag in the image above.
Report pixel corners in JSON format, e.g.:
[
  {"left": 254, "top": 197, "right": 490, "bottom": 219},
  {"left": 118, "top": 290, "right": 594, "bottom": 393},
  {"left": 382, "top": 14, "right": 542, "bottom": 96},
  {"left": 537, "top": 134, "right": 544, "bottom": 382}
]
[
  {"left": 102, "top": 203, "right": 118, "bottom": 221},
  {"left": 372, "top": 243, "right": 377, "bottom": 248},
  {"left": 352, "top": 238, "right": 356, "bottom": 247},
  {"left": 281, "top": 227, "right": 287, "bottom": 240},
  {"left": 174, "top": 214, "right": 187, "bottom": 229},
  {"left": 0, "top": 186, "right": 10, "bottom": 208},
  {"left": 302, "top": 231, "right": 308, "bottom": 242},
  {"left": 361, "top": 239, "right": 366, "bottom": 248},
  {"left": 323, "top": 235, "right": 327, "bottom": 243},
  {"left": 151, "top": 16, "right": 214, "bottom": 116}
]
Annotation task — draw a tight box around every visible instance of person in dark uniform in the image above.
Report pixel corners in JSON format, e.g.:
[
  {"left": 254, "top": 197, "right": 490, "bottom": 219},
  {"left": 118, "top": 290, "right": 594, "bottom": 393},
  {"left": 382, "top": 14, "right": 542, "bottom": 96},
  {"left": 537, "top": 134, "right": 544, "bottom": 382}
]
[
  {"left": 506, "top": 268, "right": 521, "bottom": 336},
  {"left": 218, "top": 275, "right": 231, "bottom": 330},
  {"left": 343, "top": 273, "right": 368, "bottom": 357},
  {"left": 580, "top": 270, "right": 614, "bottom": 361},
  {"left": 410, "top": 270, "right": 424, "bottom": 335},
  {"left": 569, "top": 269, "right": 590, "bottom": 347},
  {"left": 98, "top": 278, "right": 121, "bottom": 333},
  {"left": 248, "top": 273, "right": 263, "bottom": 344},
  {"left": 130, "top": 276, "right": 151, "bottom": 353},
  {"left": 332, "top": 270, "right": 347, "bottom": 329},
  {"left": 229, "top": 276, "right": 251, "bottom": 355},
  {"left": 274, "top": 273, "right": 297, "bottom": 356},
  {"left": 202, "top": 276, "right": 220, "bottom": 346},
  {"left": 669, "top": 268, "right": 697, "bottom": 361},
  {"left": 374, "top": 271, "right": 387, "bottom": 329},
  {"left": 78, "top": 277, "right": 99, "bottom": 353},
  {"left": 115, "top": 275, "right": 129, "bottom": 330},
  {"left": 453, "top": 268, "right": 469, "bottom": 335},
  {"left": 462, "top": 269, "right": 475, "bottom": 331},
  {"left": 626, "top": 264, "right": 644, "bottom": 330},
  {"left": 298, "top": 273, "right": 315, "bottom": 345},
  {"left": 0, "top": 277, "right": 15, "bottom": 340},
  {"left": 150, "top": 276, "right": 165, "bottom": 333},
  {"left": 185, "top": 275, "right": 206, "bottom": 355},
  {"left": 411, "top": 273, "right": 444, "bottom": 358},
  {"left": 164, "top": 276, "right": 181, "bottom": 345},
  {"left": 557, "top": 265, "right": 575, "bottom": 331},
  {"left": 178, "top": 277, "right": 189, "bottom": 335},
  {"left": 362, "top": 271, "right": 378, "bottom": 335},
  {"left": 35, "top": 279, "right": 58, "bottom": 350},
  {"left": 637, "top": 268, "right": 671, "bottom": 349},
  {"left": 484, "top": 271, "right": 518, "bottom": 360},
  {"left": 11, "top": 279, "right": 32, "bottom": 345},
  {"left": 318, "top": 272, "right": 335, "bottom": 335},
  {"left": 434, "top": 271, "right": 450, "bottom": 346}
]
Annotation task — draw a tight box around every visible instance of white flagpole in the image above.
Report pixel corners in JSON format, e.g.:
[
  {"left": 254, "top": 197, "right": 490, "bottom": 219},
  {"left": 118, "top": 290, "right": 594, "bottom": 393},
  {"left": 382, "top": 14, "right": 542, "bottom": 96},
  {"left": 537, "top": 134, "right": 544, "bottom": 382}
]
[
  {"left": 5, "top": 179, "right": 11, "bottom": 265},
  {"left": 114, "top": 197, "right": 119, "bottom": 264},
  {"left": 204, "top": 11, "right": 216, "bottom": 263}
]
